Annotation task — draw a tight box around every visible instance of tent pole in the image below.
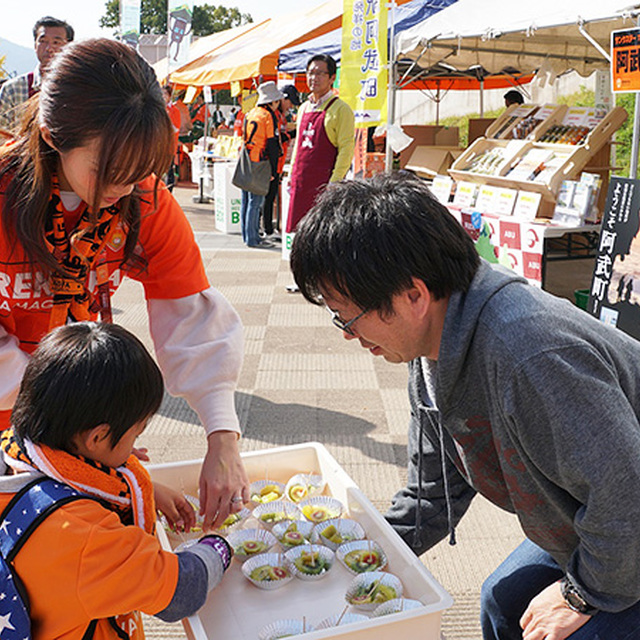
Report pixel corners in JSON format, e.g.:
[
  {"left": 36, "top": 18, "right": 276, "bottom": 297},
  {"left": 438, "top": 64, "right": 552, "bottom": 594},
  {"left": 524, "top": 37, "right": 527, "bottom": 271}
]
[
  {"left": 480, "top": 78, "right": 484, "bottom": 116},
  {"left": 385, "top": 0, "right": 397, "bottom": 173}
]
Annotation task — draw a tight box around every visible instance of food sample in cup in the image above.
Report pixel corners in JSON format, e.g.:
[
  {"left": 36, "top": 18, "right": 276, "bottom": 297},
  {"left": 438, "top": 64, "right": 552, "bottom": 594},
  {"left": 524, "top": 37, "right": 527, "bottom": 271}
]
[
  {"left": 345, "top": 571, "right": 403, "bottom": 611},
  {"left": 337, "top": 540, "right": 387, "bottom": 574},
  {"left": 273, "top": 520, "right": 318, "bottom": 549},
  {"left": 285, "top": 473, "right": 325, "bottom": 503},
  {"left": 242, "top": 552, "right": 294, "bottom": 590},
  {"left": 299, "top": 496, "right": 343, "bottom": 524},
  {"left": 372, "top": 598, "right": 425, "bottom": 617},
  {"left": 316, "top": 517, "right": 365, "bottom": 550},
  {"left": 252, "top": 500, "right": 301, "bottom": 529},
  {"left": 258, "top": 618, "right": 314, "bottom": 640},
  {"left": 285, "top": 544, "right": 334, "bottom": 580},
  {"left": 250, "top": 480, "right": 286, "bottom": 504},
  {"left": 216, "top": 507, "right": 250, "bottom": 534},
  {"left": 227, "top": 528, "right": 277, "bottom": 562}
]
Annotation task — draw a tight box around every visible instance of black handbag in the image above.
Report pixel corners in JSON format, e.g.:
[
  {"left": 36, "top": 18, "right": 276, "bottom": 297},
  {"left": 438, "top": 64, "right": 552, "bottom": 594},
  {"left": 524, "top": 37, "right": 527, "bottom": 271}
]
[{"left": 232, "top": 145, "right": 271, "bottom": 196}]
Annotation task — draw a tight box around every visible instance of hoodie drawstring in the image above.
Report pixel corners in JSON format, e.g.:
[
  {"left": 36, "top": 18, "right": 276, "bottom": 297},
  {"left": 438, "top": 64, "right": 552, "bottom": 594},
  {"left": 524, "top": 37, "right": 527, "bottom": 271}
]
[{"left": 413, "top": 406, "right": 457, "bottom": 549}]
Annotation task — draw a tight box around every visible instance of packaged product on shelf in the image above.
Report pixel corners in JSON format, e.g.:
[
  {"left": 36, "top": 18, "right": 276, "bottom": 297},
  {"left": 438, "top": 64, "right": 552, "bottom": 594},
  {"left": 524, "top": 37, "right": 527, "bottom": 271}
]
[
  {"left": 505, "top": 148, "right": 554, "bottom": 181},
  {"left": 461, "top": 147, "right": 508, "bottom": 175}
]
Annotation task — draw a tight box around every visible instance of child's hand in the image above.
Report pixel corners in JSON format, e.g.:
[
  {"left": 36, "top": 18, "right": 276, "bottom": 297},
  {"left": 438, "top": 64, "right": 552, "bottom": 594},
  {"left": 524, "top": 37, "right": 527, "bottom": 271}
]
[
  {"left": 132, "top": 447, "right": 150, "bottom": 462},
  {"left": 154, "top": 482, "right": 196, "bottom": 533}
]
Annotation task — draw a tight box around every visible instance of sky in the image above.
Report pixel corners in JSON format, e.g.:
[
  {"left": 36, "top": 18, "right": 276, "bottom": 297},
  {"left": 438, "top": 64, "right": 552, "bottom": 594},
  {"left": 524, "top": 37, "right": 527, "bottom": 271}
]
[{"left": 1, "top": 0, "right": 326, "bottom": 50}]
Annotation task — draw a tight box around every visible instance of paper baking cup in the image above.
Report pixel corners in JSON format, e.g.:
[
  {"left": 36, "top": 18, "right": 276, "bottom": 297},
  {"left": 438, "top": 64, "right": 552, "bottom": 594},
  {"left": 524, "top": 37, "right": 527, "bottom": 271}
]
[
  {"left": 241, "top": 552, "right": 294, "bottom": 590},
  {"left": 250, "top": 480, "right": 286, "bottom": 505},
  {"left": 284, "top": 473, "right": 325, "bottom": 503},
  {"left": 161, "top": 493, "right": 205, "bottom": 542},
  {"left": 215, "top": 507, "right": 251, "bottom": 535},
  {"left": 345, "top": 571, "right": 403, "bottom": 611},
  {"left": 252, "top": 500, "right": 301, "bottom": 530},
  {"left": 337, "top": 539, "right": 387, "bottom": 575},
  {"left": 284, "top": 544, "right": 334, "bottom": 581},
  {"left": 372, "top": 598, "right": 424, "bottom": 617},
  {"left": 316, "top": 612, "right": 369, "bottom": 629},
  {"left": 258, "top": 618, "right": 315, "bottom": 640},
  {"left": 299, "top": 496, "right": 343, "bottom": 523},
  {"left": 315, "top": 518, "right": 365, "bottom": 551},
  {"left": 272, "top": 520, "right": 318, "bottom": 549},
  {"left": 227, "top": 528, "right": 277, "bottom": 562}
]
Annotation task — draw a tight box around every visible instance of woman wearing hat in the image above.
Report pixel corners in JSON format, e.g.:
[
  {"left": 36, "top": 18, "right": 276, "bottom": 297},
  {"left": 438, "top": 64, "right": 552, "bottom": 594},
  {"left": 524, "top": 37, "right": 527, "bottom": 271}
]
[
  {"left": 260, "top": 84, "right": 300, "bottom": 240},
  {"left": 240, "top": 81, "right": 283, "bottom": 248}
]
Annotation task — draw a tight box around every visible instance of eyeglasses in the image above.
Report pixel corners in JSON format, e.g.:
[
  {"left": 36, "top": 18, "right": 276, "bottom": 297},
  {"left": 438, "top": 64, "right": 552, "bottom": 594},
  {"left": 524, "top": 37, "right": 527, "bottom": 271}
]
[
  {"left": 307, "top": 70, "right": 330, "bottom": 77},
  {"left": 327, "top": 306, "right": 368, "bottom": 336}
]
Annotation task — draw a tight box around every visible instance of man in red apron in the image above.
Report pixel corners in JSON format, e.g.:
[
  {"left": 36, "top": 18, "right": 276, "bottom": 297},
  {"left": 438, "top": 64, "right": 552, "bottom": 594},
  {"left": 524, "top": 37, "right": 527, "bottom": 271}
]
[
  {"left": 285, "top": 54, "right": 355, "bottom": 291},
  {"left": 0, "top": 17, "right": 74, "bottom": 131}
]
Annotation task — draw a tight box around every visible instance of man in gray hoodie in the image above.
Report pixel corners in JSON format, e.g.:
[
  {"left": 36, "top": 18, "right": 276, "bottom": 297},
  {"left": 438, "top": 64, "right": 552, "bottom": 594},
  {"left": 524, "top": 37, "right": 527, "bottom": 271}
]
[{"left": 290, "top": 172, "right": 640, "bottom": 640}]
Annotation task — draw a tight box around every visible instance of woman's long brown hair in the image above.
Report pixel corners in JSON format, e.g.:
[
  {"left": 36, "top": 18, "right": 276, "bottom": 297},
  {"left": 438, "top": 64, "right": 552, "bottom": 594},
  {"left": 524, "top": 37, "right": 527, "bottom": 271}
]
[{"left": 0, "top": 38, "right": 175, "bottom": 277}]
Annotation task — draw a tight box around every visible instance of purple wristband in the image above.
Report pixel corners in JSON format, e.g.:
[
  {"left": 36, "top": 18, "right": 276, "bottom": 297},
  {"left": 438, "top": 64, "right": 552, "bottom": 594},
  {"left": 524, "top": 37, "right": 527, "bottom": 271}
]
[{"left": 198, "top": 534, "right": 233, "bottom": 571}]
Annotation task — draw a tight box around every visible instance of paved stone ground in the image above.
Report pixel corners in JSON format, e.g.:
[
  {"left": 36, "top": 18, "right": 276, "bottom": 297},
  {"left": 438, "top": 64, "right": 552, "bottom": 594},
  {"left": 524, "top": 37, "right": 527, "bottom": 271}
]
[{"left": 117, "top": 184, "right": 593, "bottom": 640}]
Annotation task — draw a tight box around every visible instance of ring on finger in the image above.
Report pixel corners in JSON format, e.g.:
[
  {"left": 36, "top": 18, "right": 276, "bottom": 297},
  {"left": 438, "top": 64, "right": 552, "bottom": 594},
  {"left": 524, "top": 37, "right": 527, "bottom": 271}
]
[{"left": 230, "top": 496, "right": 243, "bottom": 503}]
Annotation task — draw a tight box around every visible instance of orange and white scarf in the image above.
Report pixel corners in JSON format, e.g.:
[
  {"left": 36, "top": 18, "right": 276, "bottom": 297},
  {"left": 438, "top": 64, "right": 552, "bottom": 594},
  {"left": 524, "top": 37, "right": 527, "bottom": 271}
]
[
  {"left": 1, "top": 428, "right": 155, "bottom": 534},
  {"left": 44, "top": 177, "right": 122, "bottom": 331}
]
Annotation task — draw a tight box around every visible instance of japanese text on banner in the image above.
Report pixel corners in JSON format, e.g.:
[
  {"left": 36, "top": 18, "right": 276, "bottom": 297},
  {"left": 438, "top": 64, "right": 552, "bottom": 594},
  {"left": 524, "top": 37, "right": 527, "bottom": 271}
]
[
  {"left": 611, "top": 27, "right": 640, "bottom": 93},
  {"left": 339, "top": 0, "right": 388, "bottom": 127},
  {"left": 167, "top": 0, "right": 194, "bottom": 70},
  {"left": 120, "top": 0, "right": 141, "bottom": 49}
]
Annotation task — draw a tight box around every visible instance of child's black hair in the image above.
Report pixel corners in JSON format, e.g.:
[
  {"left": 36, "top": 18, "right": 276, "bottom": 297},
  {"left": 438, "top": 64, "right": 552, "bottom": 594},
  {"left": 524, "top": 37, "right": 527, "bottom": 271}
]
[{"left": 11, "top": 322, "right": 164, "bottom": 451}]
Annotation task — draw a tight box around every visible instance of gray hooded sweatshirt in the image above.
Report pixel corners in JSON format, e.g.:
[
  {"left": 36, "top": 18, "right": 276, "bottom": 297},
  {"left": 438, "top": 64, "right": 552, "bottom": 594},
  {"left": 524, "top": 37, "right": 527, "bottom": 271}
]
[{"left": 386, "top": 259, "right": 640, "bottom": 613}]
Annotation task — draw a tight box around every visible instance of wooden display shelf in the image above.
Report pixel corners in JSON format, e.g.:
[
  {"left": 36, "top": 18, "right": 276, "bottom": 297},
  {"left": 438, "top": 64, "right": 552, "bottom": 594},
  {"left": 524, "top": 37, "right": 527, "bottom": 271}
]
[{"left": 449, "top": 106, "right": 628, "bottom": 217}]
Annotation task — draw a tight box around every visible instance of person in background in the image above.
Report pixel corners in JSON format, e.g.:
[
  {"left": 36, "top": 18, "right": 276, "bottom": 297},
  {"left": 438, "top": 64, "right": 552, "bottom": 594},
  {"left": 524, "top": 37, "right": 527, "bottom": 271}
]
[
  {"left": 0, "top": 16, "right": 74, "bottom": 131},
  {"left": 226, "top": 106, "right": 238, "bottom": 129},
  {"left": 1, "top": 321, "right": 233, "bottom": 639},
  {"left": 163, "top": 85, "right": 182, "bottom": 192},
  {"left": 240, "top": 81, "right": 283, "bottom": 249},
  {"left": 285, "top": 54, "right": 354, "bottom": 292},
  {"left": 504, "top": 89, "right": 524, "bottom": 107},
  {"left": 0, "top": 38, "right": 249, "bottom": 531},
  {"left": 291, "top": 172, "right": 640, "bottom": 640},
  {"left": 260, "top": 84, "right": 300, "bottom": 241}
]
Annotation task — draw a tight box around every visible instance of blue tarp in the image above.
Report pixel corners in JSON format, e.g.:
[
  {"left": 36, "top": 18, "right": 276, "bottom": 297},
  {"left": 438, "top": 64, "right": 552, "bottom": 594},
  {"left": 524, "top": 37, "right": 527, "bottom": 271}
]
[{"left": 277, "top": 0, "right": 457, "bottom": 74}]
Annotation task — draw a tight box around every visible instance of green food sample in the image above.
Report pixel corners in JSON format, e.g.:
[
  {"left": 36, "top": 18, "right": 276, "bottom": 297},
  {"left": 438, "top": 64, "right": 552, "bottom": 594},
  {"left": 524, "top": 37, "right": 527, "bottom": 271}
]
[
  {"left": 350, "top": 581, "right": 396, "bottom": 605},
  {"left": 249, "top": 564, "right": 290, "bottom": 581},
  {"left": 293, "top": 550, "right": 329, "bottom": 575},
  {"left": 344, "top": 549, "right": 381, "bottom": 573}
]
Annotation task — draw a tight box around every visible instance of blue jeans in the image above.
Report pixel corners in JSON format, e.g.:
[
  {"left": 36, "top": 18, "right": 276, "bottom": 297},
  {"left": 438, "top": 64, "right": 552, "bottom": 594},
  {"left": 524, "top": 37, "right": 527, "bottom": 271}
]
[
  {"left": 241, "top": 190, "right": 265, "bottom": 247},
  {"left": 481, "top": 539, "right": 640, "bottom": 639}
]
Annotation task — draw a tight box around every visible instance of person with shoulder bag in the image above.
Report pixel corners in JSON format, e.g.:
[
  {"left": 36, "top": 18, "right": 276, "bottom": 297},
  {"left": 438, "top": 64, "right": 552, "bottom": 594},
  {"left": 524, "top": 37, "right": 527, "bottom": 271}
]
[{"left": 236, "top": 82, "right": 283, "bottom": 248}]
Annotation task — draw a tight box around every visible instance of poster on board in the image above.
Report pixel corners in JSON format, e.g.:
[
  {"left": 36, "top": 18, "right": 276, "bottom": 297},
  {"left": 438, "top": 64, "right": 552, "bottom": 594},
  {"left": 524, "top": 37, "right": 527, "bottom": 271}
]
[{"left": 589, "top": 176, "right": 640, "bottom": 340}]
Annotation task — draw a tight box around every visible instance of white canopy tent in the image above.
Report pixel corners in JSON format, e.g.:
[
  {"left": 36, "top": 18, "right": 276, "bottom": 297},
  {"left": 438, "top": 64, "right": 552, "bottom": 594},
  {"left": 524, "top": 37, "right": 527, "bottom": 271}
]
[{"left": 395, "top": 0, "right": 640, "bottom": 175}]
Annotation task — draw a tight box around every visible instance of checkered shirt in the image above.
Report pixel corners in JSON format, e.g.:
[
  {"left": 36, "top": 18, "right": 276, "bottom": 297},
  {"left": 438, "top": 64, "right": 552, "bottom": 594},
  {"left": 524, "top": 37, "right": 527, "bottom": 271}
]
[{"left": 0, "top": 68, "right": 41, "bottom": 131}]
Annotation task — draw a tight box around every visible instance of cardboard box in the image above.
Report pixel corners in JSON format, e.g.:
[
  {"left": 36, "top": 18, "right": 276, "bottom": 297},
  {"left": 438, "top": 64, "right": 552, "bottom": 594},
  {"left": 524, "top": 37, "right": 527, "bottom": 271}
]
[
  {"left": 149, "top": 443, "right": 453, "bottom": 640},
  {"left": 405, "top": 146, "right": 459, "bottom": 179},
  {"left": 398, "top": 125, "right": 459, "bottom": 168}
]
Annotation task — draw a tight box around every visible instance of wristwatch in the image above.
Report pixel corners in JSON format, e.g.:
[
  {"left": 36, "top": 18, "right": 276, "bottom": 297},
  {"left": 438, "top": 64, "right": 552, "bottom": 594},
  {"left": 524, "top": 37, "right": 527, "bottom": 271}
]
[{"left": 560, "top": 576, "right": 599, "bottom": 616}]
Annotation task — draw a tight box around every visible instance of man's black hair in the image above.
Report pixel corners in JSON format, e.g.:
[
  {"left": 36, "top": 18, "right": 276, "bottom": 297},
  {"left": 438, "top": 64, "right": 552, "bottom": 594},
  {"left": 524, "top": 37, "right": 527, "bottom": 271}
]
[
  {"left": 503, "top": 89, "right": 524, "bottom": 105},
  {"left": 306, "top": 53, "right": 337, "bottom": 77},
  {"left": 290, "top": 172, "right": 480, "bottom": 314},
  {"left": 33, "top": 16, "right": 75, "bottom": 42},
  {"left": 12, "top": 322, "right": 163, "bottom": 451}
]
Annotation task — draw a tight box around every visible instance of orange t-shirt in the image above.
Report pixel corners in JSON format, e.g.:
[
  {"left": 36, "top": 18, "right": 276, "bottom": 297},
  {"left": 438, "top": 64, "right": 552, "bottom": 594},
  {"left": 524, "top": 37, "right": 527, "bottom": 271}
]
[
  {"left": 0, "top": 173, "right": 209, "bottom": 354},
  {"left": 0, "top": 493, "right": 179, "bottom": 639}
]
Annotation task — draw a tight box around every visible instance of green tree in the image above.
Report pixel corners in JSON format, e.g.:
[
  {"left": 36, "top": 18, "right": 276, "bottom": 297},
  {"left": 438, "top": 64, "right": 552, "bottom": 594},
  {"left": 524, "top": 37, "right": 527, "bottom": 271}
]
[{"left": 100, "top": 1, "right": 252, "bottom": 36}]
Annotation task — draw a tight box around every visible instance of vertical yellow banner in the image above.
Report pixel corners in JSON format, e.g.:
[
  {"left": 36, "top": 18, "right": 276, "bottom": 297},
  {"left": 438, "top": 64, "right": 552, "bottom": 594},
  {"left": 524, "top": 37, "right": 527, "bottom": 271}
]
[{"left": 339, "top": 0, "right": 388, "bottom": 128}]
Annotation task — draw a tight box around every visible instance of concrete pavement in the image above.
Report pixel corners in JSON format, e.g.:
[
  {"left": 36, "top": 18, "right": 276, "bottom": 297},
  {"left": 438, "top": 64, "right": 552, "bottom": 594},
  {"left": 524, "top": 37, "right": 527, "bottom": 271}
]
[{"left": 117, "top": 184, "right": 591, "bottom": 640}]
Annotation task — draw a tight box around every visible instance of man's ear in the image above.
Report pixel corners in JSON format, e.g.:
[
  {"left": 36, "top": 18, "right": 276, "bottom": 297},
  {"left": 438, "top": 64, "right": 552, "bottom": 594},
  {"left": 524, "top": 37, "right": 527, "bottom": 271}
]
[
  {"left": 404, "top": 277, "right": 432, "bottom": 318},
  {"left": 39, "top": 125, "right": 56, "bottom": 150}
]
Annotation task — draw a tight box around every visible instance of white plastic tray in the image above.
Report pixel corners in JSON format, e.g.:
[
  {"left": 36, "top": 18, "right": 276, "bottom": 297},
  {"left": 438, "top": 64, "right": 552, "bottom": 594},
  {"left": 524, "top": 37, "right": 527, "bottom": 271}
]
[{"left": 148, "top": 442, "right": 453, "bottom": 640}]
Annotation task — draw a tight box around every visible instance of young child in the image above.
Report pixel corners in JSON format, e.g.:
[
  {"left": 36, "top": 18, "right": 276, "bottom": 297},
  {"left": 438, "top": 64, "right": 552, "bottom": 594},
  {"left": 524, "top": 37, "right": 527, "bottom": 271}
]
[{"left": 0, "top": 322, "right": 233, "bottom": 639}]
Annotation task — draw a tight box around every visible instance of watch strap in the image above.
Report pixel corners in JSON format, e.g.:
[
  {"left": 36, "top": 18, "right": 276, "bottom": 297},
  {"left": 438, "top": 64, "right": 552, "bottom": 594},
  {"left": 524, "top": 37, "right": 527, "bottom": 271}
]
[{"left": 560, "top": 576, "right": 598, "bottom": 616}]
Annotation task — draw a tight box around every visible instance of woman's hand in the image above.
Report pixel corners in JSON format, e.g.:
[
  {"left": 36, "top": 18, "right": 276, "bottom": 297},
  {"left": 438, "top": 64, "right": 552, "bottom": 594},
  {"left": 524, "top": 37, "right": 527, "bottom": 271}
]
[
  {"left": 198, "top": 431, "right": 250, "bottom": 530},
  {"left": 154, "top": 481, "right": 196, "bottom": 533}
]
